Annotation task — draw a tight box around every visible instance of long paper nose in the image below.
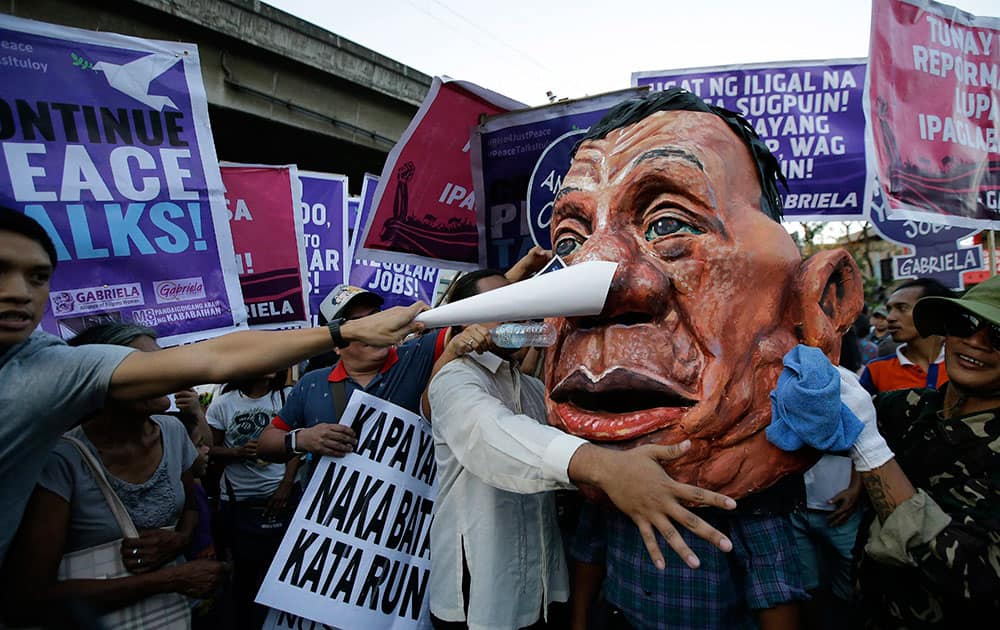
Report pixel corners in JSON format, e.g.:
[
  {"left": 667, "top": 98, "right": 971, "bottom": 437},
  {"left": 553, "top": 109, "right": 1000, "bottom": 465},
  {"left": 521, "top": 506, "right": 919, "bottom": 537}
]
[{"left": 415, "top": 261, "right": 618, "bottom": 328}]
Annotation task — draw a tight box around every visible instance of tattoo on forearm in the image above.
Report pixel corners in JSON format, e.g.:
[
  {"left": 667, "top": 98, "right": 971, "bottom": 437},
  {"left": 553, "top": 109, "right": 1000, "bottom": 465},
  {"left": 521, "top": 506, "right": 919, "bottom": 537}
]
[{"left": 862, "top": 475, "right": 899, "bottom": 521}]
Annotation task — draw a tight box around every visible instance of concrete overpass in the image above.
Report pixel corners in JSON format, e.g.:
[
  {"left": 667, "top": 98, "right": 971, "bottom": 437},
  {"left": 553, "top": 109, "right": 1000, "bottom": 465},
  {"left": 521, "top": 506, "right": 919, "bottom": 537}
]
[{"left": 0, "top": 0, "right": 432, "bottom": 193}]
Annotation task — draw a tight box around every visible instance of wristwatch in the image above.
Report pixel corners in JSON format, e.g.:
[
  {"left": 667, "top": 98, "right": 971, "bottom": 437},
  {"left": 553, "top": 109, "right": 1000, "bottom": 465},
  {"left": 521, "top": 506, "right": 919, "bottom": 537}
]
[
  {"left": 327, "top": 317, "right": 350, "bottom": 349},
  {"left": 284, "top": 428, "right": 305, "bottom": 456}
]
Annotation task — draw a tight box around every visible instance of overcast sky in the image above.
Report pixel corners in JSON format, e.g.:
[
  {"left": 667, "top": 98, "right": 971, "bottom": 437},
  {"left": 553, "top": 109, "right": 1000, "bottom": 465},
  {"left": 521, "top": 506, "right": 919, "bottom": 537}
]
[{"left": 265, "top": 0, "right": 997, "bottom": 106}]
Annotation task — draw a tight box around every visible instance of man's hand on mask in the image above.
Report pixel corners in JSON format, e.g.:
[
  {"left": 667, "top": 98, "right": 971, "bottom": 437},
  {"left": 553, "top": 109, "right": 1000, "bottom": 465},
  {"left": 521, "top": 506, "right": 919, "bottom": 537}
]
[
  {"left": 504, "top": 246, "right": 552, "bottom": 283},
  {"left": 568, "top": 440, "right": 736, "bottom": 570}
]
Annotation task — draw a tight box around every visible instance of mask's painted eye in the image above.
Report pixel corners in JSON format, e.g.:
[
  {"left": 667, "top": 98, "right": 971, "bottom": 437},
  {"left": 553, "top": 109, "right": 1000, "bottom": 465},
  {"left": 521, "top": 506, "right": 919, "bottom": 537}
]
[
  {"left": 644, "top": 217, "right": 703, "bottom": 241},
  {"left": 554, "top": 235, "right": 583, "bottom": 257}
]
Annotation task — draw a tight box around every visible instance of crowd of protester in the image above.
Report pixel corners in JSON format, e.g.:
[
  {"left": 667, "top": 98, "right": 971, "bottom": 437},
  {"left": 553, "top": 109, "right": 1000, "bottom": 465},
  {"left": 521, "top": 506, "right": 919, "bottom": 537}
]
[{"left": 1, "top": 85, "right": 997, "bottom": 630}]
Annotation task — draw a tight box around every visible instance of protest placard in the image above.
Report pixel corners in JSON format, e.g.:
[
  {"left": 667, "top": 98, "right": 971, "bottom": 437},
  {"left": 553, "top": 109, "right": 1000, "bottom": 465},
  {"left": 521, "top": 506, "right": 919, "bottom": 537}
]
[
  {"left": 866, "top": 0, "right": 1000, "bottom": 226},
  {"left": 633, "top": 59, "right": 868, "bottom": 221},
  {"left": 470, "top": 88, "right": 646, "bottom": 269},
  {"left": 256, "top": 391, "right": 437, "bottom": 630},
  {"left": 298, "top": 171, "right": 348, "bottom": 326},
  {"left": 0, "top": 14, "right": 246, "bottom": 344},
  {"left": 220, "top": 163, "right": 309, "bottom": 329},
  {"left": 350, "top": 174, "right": 440, "bottom": 309},
  {"left": 257, "top": 391, "right": 436, "bottom": 629},
  {"left": 355, "top": 77, "right": 524, "bottom": 270}
]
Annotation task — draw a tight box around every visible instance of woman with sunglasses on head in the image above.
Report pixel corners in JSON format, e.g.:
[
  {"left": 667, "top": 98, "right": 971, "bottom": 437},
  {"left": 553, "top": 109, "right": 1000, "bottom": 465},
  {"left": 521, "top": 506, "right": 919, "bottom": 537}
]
[{"left": 842, "top": 275, "right": 1000, "bottom": 628}]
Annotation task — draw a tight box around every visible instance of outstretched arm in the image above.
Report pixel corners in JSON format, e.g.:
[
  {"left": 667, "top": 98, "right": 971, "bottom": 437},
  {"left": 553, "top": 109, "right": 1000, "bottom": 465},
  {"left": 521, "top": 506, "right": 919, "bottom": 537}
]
[{"left": 109, "top": 303, "right": 427, "bottom": 401}]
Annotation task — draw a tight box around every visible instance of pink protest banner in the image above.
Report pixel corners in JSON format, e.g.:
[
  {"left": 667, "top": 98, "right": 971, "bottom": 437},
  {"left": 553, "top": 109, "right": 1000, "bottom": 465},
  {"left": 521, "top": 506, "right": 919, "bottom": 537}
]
[
  {"left": 355, "top": 77, "right": 525, "bottom": 270},
  {"left": 866, "top": 0, "right": 1000, "bottom": 227},
  {"left": 220, "top": 163, "right": 309, "bottom": 328}
]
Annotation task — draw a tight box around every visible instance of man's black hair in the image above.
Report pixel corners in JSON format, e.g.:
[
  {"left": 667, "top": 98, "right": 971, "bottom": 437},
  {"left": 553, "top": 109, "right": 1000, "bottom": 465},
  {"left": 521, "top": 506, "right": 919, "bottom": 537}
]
[
  {"left": 444, "top": 268, "right": 507, "bottom": 305},
  {"left": 0, "top": 206, "right": 58, "bottom": 267},
  {"left": 572, "top": 88, "right": 786, "bottom": 222},
  {"left": 892, "top": 277, "right": 956, "bottom": 301},
  {"left": 441, "top": 268, "right": 507, "bottom": 338},
  {"left": 222, "top": 370, "right": 289, "bottom": 397}
]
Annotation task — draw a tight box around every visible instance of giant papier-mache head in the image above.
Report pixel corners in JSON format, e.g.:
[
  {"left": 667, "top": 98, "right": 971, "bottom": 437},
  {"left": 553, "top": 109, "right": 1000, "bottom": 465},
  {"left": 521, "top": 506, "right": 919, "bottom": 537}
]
[{"left": 544, "top": 89, "right": 863, "bottom": 498}]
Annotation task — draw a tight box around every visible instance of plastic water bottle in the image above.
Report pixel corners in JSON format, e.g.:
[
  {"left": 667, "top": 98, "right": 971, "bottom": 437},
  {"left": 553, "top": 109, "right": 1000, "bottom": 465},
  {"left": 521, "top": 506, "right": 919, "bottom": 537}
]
[{"left": 490, "top": 322, "right": 557, "bottom": 348}]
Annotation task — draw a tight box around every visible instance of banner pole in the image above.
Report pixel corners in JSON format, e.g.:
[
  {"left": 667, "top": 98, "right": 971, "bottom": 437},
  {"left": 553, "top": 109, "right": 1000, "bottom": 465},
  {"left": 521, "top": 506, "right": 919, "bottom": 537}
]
[{"left": 990, "top": 231, "right": 997, "bottom": 277}]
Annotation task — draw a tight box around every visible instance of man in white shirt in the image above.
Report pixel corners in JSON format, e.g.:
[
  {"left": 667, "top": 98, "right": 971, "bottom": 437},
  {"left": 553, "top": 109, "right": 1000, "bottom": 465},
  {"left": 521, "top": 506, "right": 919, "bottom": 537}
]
[{"left": 427, "top": 270, "right": 738, "bottom": 630}]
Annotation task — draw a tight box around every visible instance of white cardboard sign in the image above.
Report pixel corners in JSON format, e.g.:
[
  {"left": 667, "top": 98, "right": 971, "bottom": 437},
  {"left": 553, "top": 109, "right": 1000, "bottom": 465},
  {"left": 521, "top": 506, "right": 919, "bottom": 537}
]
[{"left": 257, "top": 391, "right": 437, "bottom": 630}]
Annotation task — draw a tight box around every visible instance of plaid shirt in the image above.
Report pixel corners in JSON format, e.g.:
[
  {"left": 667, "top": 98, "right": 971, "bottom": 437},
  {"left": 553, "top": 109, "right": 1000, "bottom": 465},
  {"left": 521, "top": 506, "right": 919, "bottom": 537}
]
[
  {"left": 573, "top": 502, "right": 805, "bottom": 629},
  {"left": 854, "top": 385, "right": 1000, "bottom": 627}
]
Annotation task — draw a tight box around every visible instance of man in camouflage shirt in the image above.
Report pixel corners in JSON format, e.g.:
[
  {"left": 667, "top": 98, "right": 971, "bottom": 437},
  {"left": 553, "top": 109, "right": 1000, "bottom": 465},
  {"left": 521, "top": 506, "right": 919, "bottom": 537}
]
[{"left": 852, "top": 275, "right": 1000, "bottom": 628}]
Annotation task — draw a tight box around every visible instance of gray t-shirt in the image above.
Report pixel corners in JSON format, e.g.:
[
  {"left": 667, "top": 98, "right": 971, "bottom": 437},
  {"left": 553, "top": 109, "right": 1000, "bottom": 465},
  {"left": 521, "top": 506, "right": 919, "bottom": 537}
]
[
  {"left": 206, "top": 388, "right": 290, "bottom": 500},
  {"left": 38, "top": 415, "right": 197, "bottom": 553},
  {"left": 0, "top": 331, "right": 135, "bottom": 562}
]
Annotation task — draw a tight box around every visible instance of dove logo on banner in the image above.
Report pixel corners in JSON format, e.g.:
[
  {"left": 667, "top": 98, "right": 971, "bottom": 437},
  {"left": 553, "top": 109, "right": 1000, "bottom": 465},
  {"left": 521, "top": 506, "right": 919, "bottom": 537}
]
[
  {"left": 93, "top": 53, "right": 182, "bottom": 111},
  {"left": 0, "top": 14, "right": 246, "bottom": 344},
  {"left": 298, "top": 171, "right": 349, "bottom": 326}
]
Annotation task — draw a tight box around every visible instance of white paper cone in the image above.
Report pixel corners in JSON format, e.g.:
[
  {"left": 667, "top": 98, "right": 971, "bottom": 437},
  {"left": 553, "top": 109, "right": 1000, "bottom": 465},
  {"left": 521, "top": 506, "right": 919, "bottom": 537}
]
[{"left": 416, "top": 260, "right": 618, "bottom": 327}]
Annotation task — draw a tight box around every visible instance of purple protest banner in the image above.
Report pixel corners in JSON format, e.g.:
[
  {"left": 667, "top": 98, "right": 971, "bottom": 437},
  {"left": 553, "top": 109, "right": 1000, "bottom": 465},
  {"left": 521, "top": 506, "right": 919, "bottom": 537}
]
[
  {"left": 298, "top": 171, "right": 348, "bottom": 326},
  {"left": 633, "top": 60, "right": 868, "bottom": 221},
  {"left": 349, "top": 174, "right": 439, "bottom": 309},
  {"left": 0, "top": 14, "right": 245, "bottom": 344},
  {"left": 471, "top": 88, "right": 647, "bottom": 269}
]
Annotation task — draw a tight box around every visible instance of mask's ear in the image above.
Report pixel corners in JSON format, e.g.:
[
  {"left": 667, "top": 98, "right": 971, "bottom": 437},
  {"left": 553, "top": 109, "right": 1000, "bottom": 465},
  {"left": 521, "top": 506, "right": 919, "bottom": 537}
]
[{"left": 796, "top": 249, "right": 864, "bottom": 361}]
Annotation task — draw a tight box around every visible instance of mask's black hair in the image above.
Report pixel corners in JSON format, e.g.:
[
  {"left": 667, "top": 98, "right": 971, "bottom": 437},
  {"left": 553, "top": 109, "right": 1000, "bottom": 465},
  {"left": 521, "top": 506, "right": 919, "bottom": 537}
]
[{"left": 572, "top": 88, "right": 786, "bottom": 222}]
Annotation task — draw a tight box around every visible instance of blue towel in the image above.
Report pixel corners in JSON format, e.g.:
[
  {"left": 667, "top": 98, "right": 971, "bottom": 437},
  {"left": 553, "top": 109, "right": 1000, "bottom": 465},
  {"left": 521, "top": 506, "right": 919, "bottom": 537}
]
[{"left": 766, "top": 344, "right": 864, "bottom": 452}]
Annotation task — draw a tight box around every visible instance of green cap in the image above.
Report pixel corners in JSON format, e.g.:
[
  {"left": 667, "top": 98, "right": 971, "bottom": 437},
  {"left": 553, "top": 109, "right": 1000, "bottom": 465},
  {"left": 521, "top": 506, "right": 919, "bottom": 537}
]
[{"left": 913, "top": 275, "right": 1000, "bottom": 337}]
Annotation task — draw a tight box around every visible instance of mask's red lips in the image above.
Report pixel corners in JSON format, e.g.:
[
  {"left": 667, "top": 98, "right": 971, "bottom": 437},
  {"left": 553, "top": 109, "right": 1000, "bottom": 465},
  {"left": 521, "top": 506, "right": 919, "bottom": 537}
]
[{"left": 549, "top": 367, "right": 697, "bottom": 441}]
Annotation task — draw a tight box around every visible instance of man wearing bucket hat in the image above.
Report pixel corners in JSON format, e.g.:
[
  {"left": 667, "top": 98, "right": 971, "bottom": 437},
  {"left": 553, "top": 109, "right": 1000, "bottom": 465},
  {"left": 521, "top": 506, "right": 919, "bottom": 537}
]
[{"left": 850, "top": 275, "right": 1000, "bottom": 627}]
